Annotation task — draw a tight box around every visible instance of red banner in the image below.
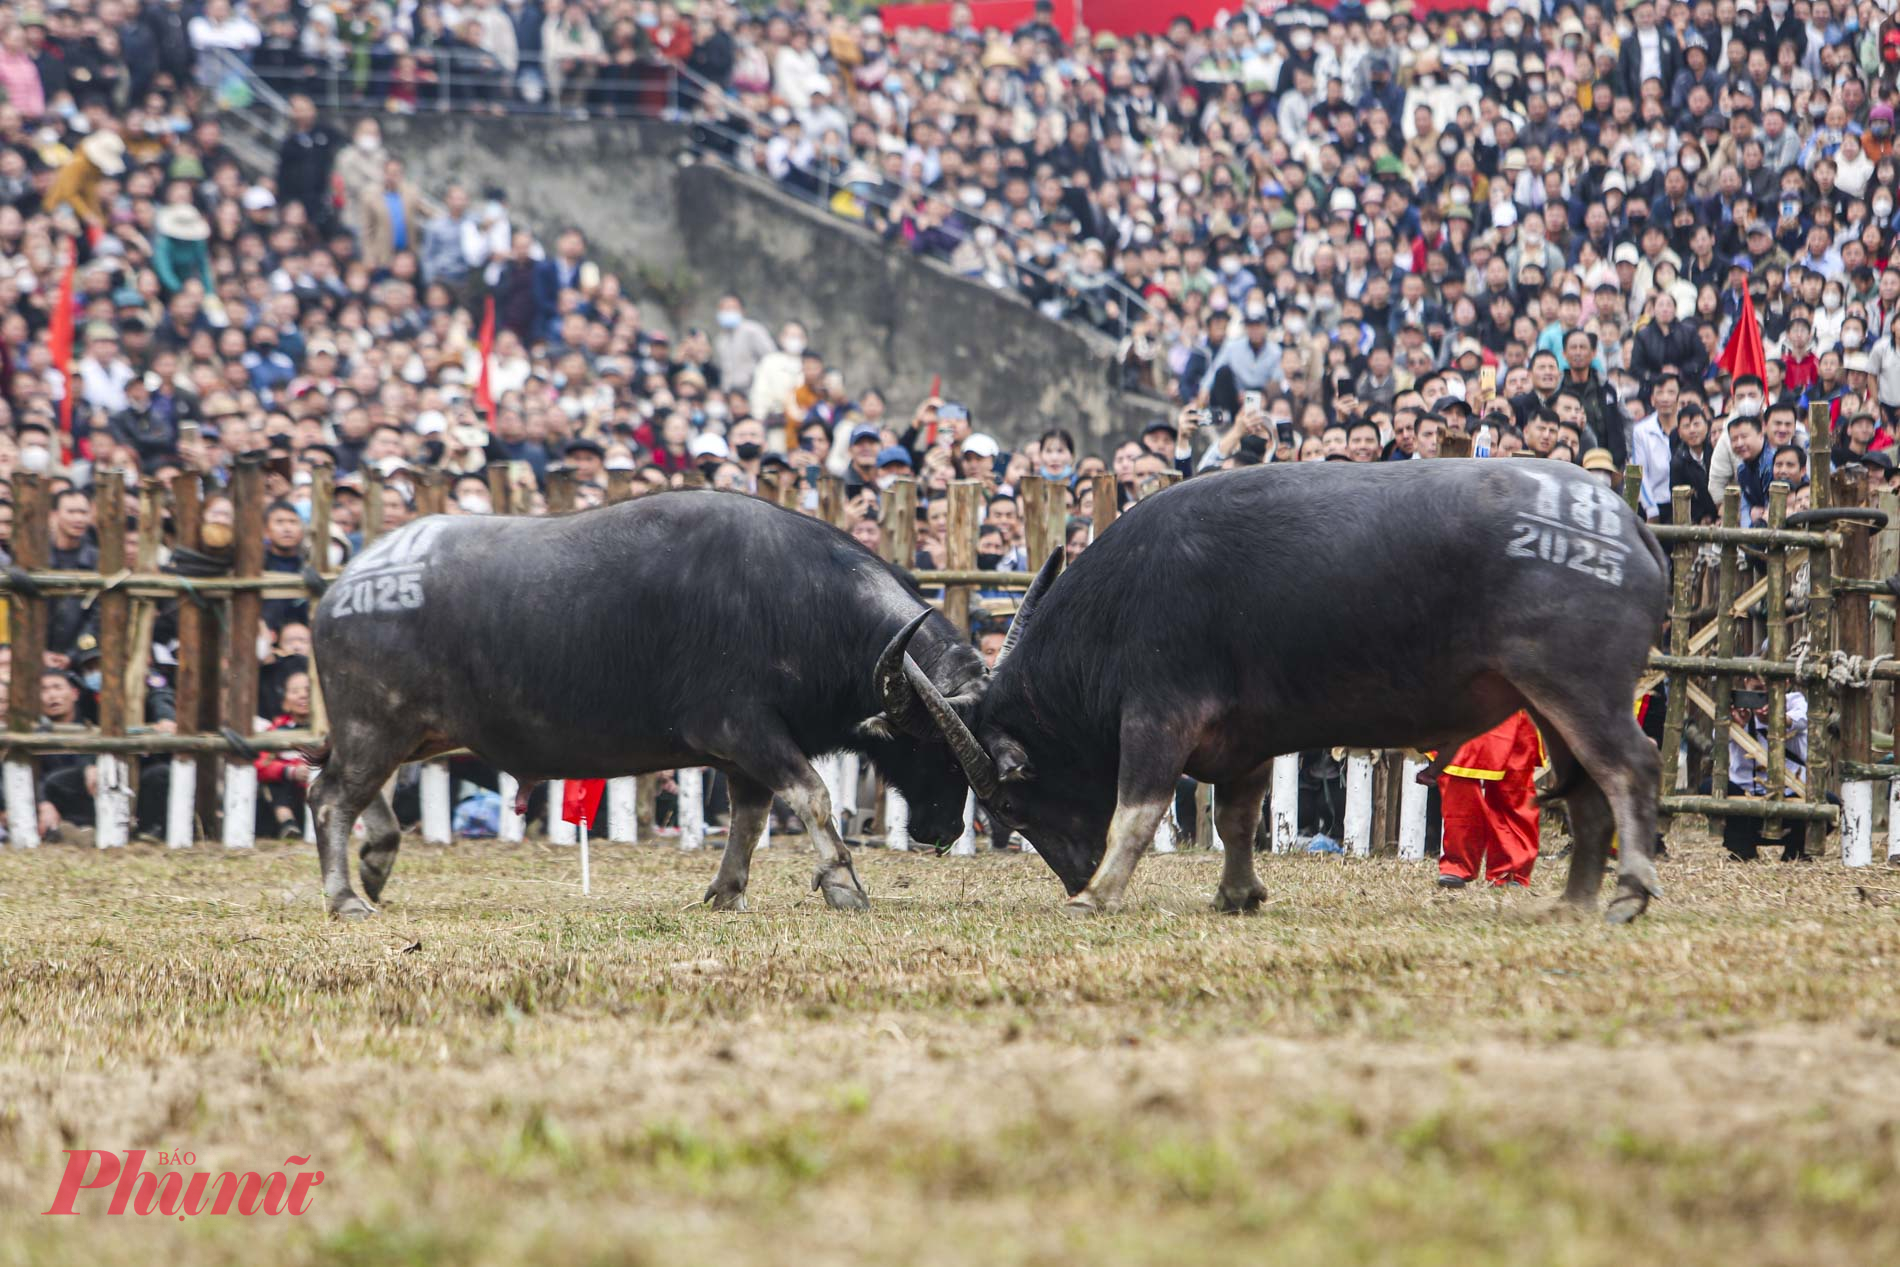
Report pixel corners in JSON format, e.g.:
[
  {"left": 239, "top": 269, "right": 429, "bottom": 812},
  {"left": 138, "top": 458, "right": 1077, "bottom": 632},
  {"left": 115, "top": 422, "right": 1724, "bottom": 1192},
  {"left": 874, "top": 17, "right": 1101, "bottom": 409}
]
[
  {"left": 877, "top": 2, "right": 1474, "bottom": 39},
  {"left": 48, "top": 237, "right": 76, "bottom": 438},
  {"left": 476, "top": 295, "right": 496, "bottom": 421},
  {"left": 878, "top": 0, "right": 1075, "bottom": 35}
]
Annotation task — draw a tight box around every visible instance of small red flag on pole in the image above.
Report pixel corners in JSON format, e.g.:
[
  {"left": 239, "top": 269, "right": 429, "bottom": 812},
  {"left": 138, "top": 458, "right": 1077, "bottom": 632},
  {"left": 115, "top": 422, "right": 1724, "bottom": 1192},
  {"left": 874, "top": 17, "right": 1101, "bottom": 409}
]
[
  {"left": 475, "top": 295, "right": 496, "bottom": 423},
  {"left": 562, "top": 777, "right": 604, "bottom": 898},
  {"left": 47, "top": 237, "right": 78, "bottom": 440},
  {"left": 561, "top": 778, "right": 605, "bottom": 828},
  {"left": 1716, "top": 283, "right": 1767, "bottom": 385}
]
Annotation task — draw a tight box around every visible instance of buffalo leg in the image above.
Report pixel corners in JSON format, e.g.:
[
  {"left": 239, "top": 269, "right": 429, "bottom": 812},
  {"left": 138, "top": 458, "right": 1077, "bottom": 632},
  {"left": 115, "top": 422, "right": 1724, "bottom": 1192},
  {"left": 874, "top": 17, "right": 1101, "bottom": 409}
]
[
  {"left": 703, "top": 773, "right": 773, "bottom": 912},
  {"left": 1522, "top": 689, "right": 1662, "bottom": 923},
  {"left": 1561, "top": 775, "right": 1614, "bottom": 908},
  {"left": 1067, "top": 717, "right": 1198, "bottom": 915},
  {"left": 307, "top": 720, "right": 417, "bottom": 919},
  {"left": 1212, "top": 768, "right": 1273, "bottom": 913},
  {"left": 776, "top": 762, "right": 868, "bottom": 911},
  {"left": 358, "top": 791, "right": 404, "bottom": 903}
]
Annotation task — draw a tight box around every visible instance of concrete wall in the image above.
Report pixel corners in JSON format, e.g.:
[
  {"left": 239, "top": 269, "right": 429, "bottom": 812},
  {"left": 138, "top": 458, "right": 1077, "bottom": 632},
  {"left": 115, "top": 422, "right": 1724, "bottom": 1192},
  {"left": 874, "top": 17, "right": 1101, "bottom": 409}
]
[{"left": 377, "top": 114, "right": 1168, "bottom": 449}]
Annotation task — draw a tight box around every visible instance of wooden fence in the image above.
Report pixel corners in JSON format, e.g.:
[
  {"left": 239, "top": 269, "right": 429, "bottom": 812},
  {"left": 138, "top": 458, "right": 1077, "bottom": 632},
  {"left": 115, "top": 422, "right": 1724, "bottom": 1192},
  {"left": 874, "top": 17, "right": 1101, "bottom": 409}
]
[{"left": 4, "top": 424, "right": 1897, "bottom": 867}]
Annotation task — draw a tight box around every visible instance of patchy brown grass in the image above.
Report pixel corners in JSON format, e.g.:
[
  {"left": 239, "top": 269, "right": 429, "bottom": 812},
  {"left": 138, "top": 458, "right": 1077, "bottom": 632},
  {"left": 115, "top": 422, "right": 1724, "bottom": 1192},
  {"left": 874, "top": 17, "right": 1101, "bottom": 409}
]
[{"left": 2, "top": 829, "right": 1898, "bottom": 1266}]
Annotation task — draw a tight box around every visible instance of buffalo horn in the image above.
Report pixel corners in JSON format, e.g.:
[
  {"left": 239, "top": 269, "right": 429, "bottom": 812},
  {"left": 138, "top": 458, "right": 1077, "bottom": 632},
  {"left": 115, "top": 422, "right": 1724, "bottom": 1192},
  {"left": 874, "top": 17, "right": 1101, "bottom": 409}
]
[
  {"left": 903, "top": 659, "right": 998, "bottom": 799},
  {"left": 997, "top": 549, "right": 1063, "bottom": 665},
  {"left": 874, "top": 611, "right": 935, "bottom": 734}
]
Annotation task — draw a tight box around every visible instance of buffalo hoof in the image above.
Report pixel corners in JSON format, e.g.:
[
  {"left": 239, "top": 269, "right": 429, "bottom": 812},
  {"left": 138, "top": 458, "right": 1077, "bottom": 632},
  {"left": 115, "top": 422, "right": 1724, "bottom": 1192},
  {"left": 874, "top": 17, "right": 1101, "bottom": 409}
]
[
  {"left": 329, "top": 894, "right": 378, "bottom": 921},
  {"left": 1212, "top": 885, "right": 1267, "bottom": 914},
  {"left": 360, "top": 864, "right": 392, "bottom": 903},
  {"left": 1060, "top": 897, "right": 1101, "bottom": 918},
  {"left": 703, "top": 884, "right": 749, "bottom": 912},
  {"left": 1604, "top": 881, "right": 1656, "bottom": 925},
  {"left": 820, "top": 881, "right": 869, "bottom": 912}
]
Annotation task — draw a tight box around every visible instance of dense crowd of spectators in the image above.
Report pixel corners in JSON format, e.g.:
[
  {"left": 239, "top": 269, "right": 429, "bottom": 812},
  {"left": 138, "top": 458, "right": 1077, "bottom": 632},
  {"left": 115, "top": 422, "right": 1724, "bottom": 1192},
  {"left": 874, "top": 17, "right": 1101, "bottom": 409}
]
[{"left": 3, "top": 0, "right": 1900, "bottom": 845}]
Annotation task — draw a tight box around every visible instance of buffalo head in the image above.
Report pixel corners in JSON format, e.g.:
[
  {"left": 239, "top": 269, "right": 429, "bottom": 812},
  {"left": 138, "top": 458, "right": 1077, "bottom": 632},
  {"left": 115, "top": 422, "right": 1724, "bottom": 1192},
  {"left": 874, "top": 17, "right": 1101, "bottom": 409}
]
[{"left": 874, "top": 553, "right": 1108, "bottom": 891}]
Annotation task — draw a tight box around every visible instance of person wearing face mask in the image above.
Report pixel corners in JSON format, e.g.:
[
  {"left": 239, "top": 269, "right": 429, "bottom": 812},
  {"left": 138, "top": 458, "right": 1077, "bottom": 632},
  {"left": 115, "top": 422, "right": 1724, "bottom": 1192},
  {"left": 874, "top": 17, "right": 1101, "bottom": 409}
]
[
  {"left": 711, "top": 293, "right": 776, "bottom": 394},
  {"left": 332, "top": 117, "right": 387, "bottom": 239},
  {"left": 745, "top": 321, "right": 808, "bottom": 432},
  {"left": 726, "top": 418, "right": 768, "bottom": 487},
  {"left": 686, "top": 432, "right": 730, "bottom": 483}
]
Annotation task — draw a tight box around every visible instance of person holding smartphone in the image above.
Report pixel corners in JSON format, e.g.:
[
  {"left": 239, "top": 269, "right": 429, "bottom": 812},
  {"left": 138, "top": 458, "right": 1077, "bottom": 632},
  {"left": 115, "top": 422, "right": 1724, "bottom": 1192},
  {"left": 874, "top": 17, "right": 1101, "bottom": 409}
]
[{"left": 1719, "top": 674, "right": 1809, "bottom": 861}]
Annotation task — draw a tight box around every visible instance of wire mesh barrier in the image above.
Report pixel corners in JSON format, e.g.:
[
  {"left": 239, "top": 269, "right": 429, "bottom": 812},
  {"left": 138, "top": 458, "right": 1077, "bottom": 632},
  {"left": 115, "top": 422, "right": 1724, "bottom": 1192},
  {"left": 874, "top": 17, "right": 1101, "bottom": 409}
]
[{"left": 5, "top": 426, "right": 1898, "bottom": 865}]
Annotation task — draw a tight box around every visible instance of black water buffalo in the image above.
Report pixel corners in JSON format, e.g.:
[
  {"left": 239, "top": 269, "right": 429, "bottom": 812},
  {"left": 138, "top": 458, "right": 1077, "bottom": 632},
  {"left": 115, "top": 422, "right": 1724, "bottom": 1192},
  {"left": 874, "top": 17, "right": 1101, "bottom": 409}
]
[
  {"left": 308, "top": 491, "right": 984, "bottom": 917},
  {"left": 881, "top": 459, "right": 1670, "bottom": 922}
]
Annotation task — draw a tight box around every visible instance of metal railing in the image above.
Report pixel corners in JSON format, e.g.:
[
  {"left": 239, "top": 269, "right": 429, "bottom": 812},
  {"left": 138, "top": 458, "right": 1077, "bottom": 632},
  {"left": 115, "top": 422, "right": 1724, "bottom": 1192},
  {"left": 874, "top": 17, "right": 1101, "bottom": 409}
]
[{"left": 215, "top": 49, "right": 1153, "bottom": 346}]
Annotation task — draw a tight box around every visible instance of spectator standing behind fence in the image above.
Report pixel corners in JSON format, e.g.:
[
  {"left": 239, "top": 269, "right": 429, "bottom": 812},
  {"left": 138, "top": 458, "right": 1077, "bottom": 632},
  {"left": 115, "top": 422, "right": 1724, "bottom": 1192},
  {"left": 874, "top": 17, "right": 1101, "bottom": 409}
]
[{"left": 1720, "top": 675, "right": 1809, "bottom": 862}]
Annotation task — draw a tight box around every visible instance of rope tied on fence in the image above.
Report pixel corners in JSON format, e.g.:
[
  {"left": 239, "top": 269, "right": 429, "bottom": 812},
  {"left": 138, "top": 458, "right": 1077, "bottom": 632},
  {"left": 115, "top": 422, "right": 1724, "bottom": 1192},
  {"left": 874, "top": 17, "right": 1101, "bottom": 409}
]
[
  {"left": 82, "top": 569, "right": 133, "bottom": 610},
  {"left": 1826, "top": 651, "right": 1895, "bottom": 690}
]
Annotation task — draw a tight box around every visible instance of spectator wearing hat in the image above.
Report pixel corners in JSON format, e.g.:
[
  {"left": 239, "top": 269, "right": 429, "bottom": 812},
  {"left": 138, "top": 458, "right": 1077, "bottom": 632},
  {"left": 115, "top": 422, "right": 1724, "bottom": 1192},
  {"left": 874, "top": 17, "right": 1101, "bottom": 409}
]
[
  {"left": 1202, "top": 303, "right": 1281, "bottom": 423},
  {"left": 45, "top": 130, "right": 125, "bottom": 228},
  {"left": 153, "top": 191, "right": 214, "bottom": 295},
  {"left": 843, "top": 421, "right": 882, "bottom": 489},
  {"left": 958, "top": 433, "right": 1001, "bottom": 491}
]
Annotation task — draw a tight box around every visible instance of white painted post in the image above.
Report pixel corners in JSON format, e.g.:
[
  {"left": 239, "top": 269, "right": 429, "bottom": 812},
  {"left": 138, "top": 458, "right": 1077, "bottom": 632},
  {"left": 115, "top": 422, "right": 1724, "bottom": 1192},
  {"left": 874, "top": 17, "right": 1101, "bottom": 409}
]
[
  {"left": 758, "top": 800, "right": 771, "bottom": 850},
  {"left": 884, "top": 785, "right": 910, "bottom": 851},
  {"left": 303, "top": 805, "right": 316, "bottom": 845},
  {"left": 817, "top": 753, "right": 844, "bottom": 834},
  {"left": 838, "top": 753, "right": 861, "bottom": 835},
  {"left": 165, "top": 756, "right": 196, "bottom": 848},
  {"left": 1343, "top": 751, "right": 1375, "bottom": 858},
  {"left": 92, "top": 754, "right": 132, "bottom": 848},
  {"left": 678, "top": 768, "right": 705, "bottom": 851},
  {"left": 607, "top": 776, "right": 637, "bottom": 843},
  {"left": 498, "top": 773, "right": 525, "bottom": 842},
  {"left": 5, "top": 759, "right": 40, "bottom": 848},
  {"left": 222, "top": 762, "right": 257, "bottom": 849},
  {"left": 420, "top": 761, "right": 451, "bottom": 844},
  {"left": 547, "top": 779, "right": 576, "bottom": 844},
  {"left": 951, "top": 789, "right": 977, "bottom": 855},
  {"left": 1888, "top": 778, "right": 1900, "bottom": 863},
  {"left": 1269, "top": 753, "right": 1299, "bottom": 854},
  {"left": 1152, "top": 799, "right": 1178, "bottom": 853},
  {"left": 1842, "top": 779, "right": 1874, "bottom": 867},
  {"left": 1398, "top": 755, "right": 1430, "bottom": 862},
  {"left": 579, "top": 815, "right": 591, "bottom": 897}
]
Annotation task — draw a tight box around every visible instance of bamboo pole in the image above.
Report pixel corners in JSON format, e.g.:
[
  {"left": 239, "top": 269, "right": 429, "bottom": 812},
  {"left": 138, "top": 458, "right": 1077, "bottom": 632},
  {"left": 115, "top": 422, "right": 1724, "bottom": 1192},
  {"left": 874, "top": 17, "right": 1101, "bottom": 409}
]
[
  {"left": 944, "top": 480, "right": 980, "bottom": 641},
  {"left": 1764, "top": 482, "right": 1791, "bottom": 839},
  {"left": 1020, "top": 474, "right": 1046, "bottom": 571},
  {"left": 607, "top": 467, "right": 635, "bottom": 504},
  {"left": 1804, "top": 468, "right": 1845, "bottom": 858},
  {"left": 1657, "top": 795, "right": 1835, "bottom": 821},
  {"left": 362, "top": 467, "right": 387, "bottom": 543},
  {"left": 92, "top": 472, "right": 133, "bottom": 847},
  {"left": 818, "top": 474, "right": 845, "bottom": 528},
  {"left": 0, "top": 728, "right": 325, "bottom": 756},
  {"left": 1835, "top": 466, "right": 1874, "bottom": 861},
  {"left": 1649, "top": 524, "right": 1838, "bottom": 548},
  {"left": 1659, "top": 486, "right": 1694, "bottom": 800},
  {"left": 122, "top": 479, "right": 164, "bottom": 737},
  {"left": 169, "top": 474, "right": 218, "bottom": 841}
]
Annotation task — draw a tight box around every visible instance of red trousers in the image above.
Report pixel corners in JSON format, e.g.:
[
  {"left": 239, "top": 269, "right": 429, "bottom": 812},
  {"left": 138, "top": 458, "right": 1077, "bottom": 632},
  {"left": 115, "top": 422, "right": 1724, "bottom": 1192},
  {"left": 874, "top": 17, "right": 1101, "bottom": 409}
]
[{"left": 1437, "top": 714, "right": 1542, "bottom": 887}]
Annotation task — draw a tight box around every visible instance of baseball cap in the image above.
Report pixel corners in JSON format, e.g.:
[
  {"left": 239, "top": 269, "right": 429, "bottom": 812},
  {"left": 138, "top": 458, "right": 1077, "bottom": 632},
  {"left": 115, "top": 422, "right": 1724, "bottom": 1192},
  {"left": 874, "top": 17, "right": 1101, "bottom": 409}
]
[
  {"left": 877, "top": 445, "right": 913, "bottom": 469},
  {"left": 849, "top": 423, "right": 881, "bottom": 445},
  {"left": 961, "top": 433, "right": 1000, "bottom": 458},
  {"left": 1613, "top": 243, "right": 1641, "bottom": 265},
  {"left": 688, "top": 434, "right": 729, "bottom": 459}
]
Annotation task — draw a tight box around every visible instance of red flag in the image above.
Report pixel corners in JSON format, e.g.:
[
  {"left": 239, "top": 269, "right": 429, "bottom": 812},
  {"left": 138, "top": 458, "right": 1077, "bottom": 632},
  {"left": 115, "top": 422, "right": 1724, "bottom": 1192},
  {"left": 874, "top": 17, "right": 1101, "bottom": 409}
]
[
  {"left": 1716, "top": 284, "right": 1766, "bottom": 385},
  {"left": 475, "top": 295, "right": 496, "bottom": 422},
  {"left": 47, "top": 237, "right": 77, "bottom": 437},
  {"left": 561, "top": 779, "right": 606, "bottom": 828}
]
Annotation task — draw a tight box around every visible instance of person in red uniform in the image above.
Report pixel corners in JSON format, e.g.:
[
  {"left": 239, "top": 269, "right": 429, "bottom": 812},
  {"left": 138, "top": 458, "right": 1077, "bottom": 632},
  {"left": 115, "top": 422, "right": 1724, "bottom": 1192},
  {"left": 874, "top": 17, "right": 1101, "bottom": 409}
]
[{"left": 1433, "top": 711, "right": 1543, "bottom": 888}]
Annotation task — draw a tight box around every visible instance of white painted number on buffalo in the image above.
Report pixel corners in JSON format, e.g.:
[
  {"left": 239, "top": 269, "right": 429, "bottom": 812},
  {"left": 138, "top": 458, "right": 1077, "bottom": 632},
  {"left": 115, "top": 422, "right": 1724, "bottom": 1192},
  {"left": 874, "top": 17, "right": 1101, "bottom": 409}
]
[
  {"left": 331, "top": 520, "right": 446, "bottom": 618},
  {"left": 1508, "top": 469, "right": 1629, "bottom": 587}
]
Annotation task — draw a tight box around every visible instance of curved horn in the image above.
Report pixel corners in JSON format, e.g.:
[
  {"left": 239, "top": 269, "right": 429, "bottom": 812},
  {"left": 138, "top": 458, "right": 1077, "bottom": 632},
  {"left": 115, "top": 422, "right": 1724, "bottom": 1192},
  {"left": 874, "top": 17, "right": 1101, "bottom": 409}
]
[
  {"left": 903, "top": 658, "right": 998, "bottom": 800},
  {"left": 874, "top": 611, "right": 935, "bottom": 733},
  {"left": 997, "top": 549, "right": 1063, "bottom": 665}
]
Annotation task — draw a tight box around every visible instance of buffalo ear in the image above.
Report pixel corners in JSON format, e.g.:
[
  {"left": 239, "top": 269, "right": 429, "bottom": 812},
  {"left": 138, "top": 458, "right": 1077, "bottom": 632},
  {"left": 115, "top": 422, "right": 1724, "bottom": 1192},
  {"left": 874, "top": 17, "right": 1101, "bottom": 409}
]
[
  {"left": 994, "top": 734, "right": 1034, "bottom": 782},
  {"left": 856, "top": 714, "right": 898, "bottom": 742}
]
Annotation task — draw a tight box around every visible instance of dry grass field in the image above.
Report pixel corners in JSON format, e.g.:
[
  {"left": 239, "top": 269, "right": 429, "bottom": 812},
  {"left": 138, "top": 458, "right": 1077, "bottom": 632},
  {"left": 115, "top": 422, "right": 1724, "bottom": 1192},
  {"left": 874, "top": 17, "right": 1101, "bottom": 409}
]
[{"left": 2, "top": 828, "right": 1898, "bottom": 1266}]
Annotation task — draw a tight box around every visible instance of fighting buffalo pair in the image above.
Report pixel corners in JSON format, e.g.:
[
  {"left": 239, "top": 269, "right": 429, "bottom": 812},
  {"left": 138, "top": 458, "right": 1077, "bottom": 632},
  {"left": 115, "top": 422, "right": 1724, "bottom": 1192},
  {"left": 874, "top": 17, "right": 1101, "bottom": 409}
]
[{"left": 311, "top": 459, "right": 1668, "bottom": 922}]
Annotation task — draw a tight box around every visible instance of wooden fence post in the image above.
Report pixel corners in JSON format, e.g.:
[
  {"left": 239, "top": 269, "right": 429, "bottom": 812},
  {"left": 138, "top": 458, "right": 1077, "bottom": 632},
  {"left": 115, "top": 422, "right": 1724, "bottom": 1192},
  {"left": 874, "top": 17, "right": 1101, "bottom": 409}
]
[
  {"left": 818, "top": 474, "right": 844, "bottom": 528},
  {"left": 607, "top": 467, "right": 635, "bottom": 504},
  {"left": 362, "top": 467, "right": 386, "bottom": 544},
  {"left": 4, "top": 475, "right": 49, "bottom": 847},
  {"left": 883, "top": 476, "right": 918, "bottom": 568},
  {"left": 222, "top": 456, "right": 266, "bottom": 848},
  {"left": 92, "top": 471, "right": 133, "bottom": 847},
  {"left": 1397, "top": 753, "right": 1430, "bottom": 860},
  {"left": 546, "top": 470, "right": 576, "bottom": 516},
  {"left": 487, "top": 464, "right": 511, "bottom": 517},
  {"left": 944, "top": 480, "right": 980, "bottom": 641},
  {"left": 168, "top": 476, "right": 209, "bottom": 844},
  {"left": 1269, "top": 752, "right": 1299, "bottom": 853},
  {"left": 1836, "top": 467, "right": 1874, "bottom": 866},
  {"left": 1659, "top": 486, "right": 1694, "bottom": 801},
  {"left": 1709, "top": 488, "right": 1741, "bottom": 814},
  {"left": 1343, "top": 751, "right": 1374, "bottom": 857},
  {"left": 1092, "top": 472, "right": 1118, "bottom": 537}
]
